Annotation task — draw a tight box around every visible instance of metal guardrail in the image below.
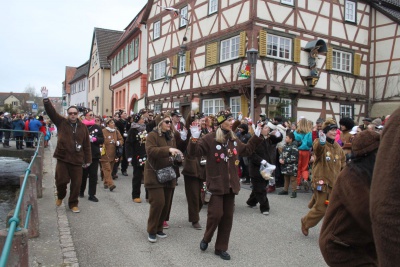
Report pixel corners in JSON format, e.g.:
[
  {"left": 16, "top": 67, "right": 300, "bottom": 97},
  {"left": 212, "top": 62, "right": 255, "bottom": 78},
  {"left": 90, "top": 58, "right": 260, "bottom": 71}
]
[{"left": 0, "top": 129, "right": 44, "bottom": 267}]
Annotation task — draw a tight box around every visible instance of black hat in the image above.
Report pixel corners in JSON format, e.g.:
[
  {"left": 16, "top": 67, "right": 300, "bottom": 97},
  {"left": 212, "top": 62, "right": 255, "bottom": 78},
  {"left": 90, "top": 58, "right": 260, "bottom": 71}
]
[
  {"left": 362, "top": 118, "right": 372, "bottom": 122},
  {"left": 171, "top": 109, "right": 182, "bottom": 117},
  {"left": 133, "top": 113, "right": 143, "bottom": 123},
  {"left": 195, "top": 112, "right": 205, "bottom": 119},
  {"left": 215, "top": 110, "right": 233, "bottom": 125},
  {"left": 139, "top": 108, "right": 148, "bottom": 115}
]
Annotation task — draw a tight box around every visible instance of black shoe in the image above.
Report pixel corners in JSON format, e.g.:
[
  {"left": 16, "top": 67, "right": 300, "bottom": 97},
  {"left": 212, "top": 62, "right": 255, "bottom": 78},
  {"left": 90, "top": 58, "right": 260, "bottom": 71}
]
[
  {"left": 200, "top": 239, "right": 208, "bottom": 251},
  {"left": 79, "top": 192, "right": 84, "bottom": 198},
  {"left": 291, "top": 192, "right": 297, "bottom": 198},
  {"left": 215, "top": 250, "right": 231, "bottom": 260},
  {"left": 122, "top": 171, "right": 128, "bottom": 176},
  {"left": 88, "top": 195, "right": 99, "bottom": 202},
  {"left": 278, "top": 190, "right": 288, "bottom": 195},
  {"left": 109, "top": 185, "right": 116, "bottom": 191},
  {"left": 112, "top": 174, "right": 118, "bottom": 180}
]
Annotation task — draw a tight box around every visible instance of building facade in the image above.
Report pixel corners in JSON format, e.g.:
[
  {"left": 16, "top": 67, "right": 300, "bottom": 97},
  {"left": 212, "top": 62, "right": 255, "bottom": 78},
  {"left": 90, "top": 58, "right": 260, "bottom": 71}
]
[
  {"left": 144, "top": 0, "right": 400, "bottom": 122},
  {"left": 69, "top": 61, "right": 89, "bottom": 110},
  {"left": 109, "top": 5, "right": 149, "bottom": 115}
]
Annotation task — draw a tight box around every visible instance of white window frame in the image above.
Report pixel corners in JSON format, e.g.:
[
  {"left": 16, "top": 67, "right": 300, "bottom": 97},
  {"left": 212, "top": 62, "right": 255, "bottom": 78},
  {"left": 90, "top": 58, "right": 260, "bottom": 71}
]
[
  {"left": 180, "top": 6, "right": 188, "bottom": 27},
  {"left": 153, "top": 21, "right": 161, "bottom": 40},
  {"left": 153, "top": 60, "right": 166, "bottom": 80},
  {"left": 179, "top": 54, "right": 186, "bottom": 74},
  {"left": 267, "top": 34, "right": 292, "bottom": 61},
  {"left": 345, "top": 0, "right": 356, "bottom": 23},
  {"left": 340, "top": 104, "right": 353, "bottom": 118},
  {"left": 209, "top": 0, "right": 218, "bottom": 15},
  {"left": 202, "top": 98, "right": 224, "bottom": 116},
  {"left": 332, "top": 49, "right": 352, "bottom": 73},
  {"left": 230, "top": 97, "right": 241, "bottom": 120},
  {"left": 220, "top": 35, "right": 240, "bottom": 63},
  {"left": 269, "top": 97, "right": 292, "bottom": 118},
  {"left": 281, "top": 0, "right": 294, "bottom": 6}
]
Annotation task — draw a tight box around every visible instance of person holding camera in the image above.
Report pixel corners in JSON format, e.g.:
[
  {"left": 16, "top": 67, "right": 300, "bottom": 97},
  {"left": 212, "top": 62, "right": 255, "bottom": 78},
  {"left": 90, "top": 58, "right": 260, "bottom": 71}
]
[
  {"left": 100, "top": 118, "right": 124, "bottom": 192},
  {"left": 41, "top": 87, "right": 92, "bottom": 213}
]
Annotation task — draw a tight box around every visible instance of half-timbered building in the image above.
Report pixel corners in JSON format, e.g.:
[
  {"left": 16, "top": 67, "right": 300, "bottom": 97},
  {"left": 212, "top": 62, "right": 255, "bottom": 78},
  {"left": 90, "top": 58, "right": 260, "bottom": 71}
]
[
  {"left": 109, "top": 5, "right": 149, "bottom": 114},
  {"left": 144, "top": 0, "right": 400, "bottom": 122}
]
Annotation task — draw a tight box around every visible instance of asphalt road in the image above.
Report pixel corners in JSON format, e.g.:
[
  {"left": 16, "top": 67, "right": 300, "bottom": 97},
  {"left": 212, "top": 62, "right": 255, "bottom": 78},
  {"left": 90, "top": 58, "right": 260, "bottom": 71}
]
[{"left": 27, "top": 137, "right": 327, "bottom": 267}]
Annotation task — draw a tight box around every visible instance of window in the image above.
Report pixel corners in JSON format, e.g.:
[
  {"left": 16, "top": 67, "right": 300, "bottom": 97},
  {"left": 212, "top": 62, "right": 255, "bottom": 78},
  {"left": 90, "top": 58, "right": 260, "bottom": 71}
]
[
  {"left": 97, "top": 73, "right": 99, "bottom": 87},
  {"left": 345, "top": 0, "right": 356, "bottom": 23},
  {"left": 179, "top": 54, "right": 186, "bottom": 74},
  {"left": 116, "top": 53, "right": 120, "bottom": 71},
  {"left": 180, "top": 6, "right": 188, "bottom": 27},
  {"left": 230, "top": 97, "right": 241, "bottom": 120},
  {"left": 92, "top": 77, "right": 95, "bottom": 91},
  {"left": 129, "top": 41, "right": 134, "bottom": 62},
  {"left": 220, "top": 36, "right": 240, "bottom": 62},
  {"left": 333, "top": 50, "right": 352, "bottom": 73},
  {"left": 202, "top": 98, "right": 224, "bottom": 116},
  {"left": 209, "top": 0, "right": 218, "bottom": 15},
  {"left": 134, "top": 38, "right": 139, "bottom": 59},
  {"left": 120, "top": 50, "right": 124, "bottom": 69},
  {"left": 269, "top": 97, "right": 292, "bottom": 118},
  {"left": 267, "top": 34, "right": 292, "bottom": 61},
  {"left": 153, "top": 21, "right": 161, "bottom": 40},
  {"left": 340, "top": 104, "right": 353, "bottom": 118},
  {"left": 281, "top": 0, "right": 294, "bottom": 5},
  {"left": 153, "top": 61, "right": 166, "bottom": 80},
  {"left": 125, "top": 45, "right": 129, "bottom": 65},
  {"left": 12, "top": 101, "right": 18, "bottom": 106}
]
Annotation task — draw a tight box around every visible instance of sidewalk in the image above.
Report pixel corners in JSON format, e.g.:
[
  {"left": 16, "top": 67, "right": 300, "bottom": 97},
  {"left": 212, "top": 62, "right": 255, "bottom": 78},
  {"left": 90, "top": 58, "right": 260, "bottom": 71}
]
[{"left": 28, "top": 137, "right": 78, "bottom": 267}]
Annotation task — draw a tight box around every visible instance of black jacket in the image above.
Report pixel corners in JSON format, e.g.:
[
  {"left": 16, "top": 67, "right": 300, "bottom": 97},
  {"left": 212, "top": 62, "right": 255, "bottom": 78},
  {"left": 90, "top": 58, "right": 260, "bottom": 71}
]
[
  {"left": 86, "top": 124, "right": 104, "bottom": 159},
  {"left": 125, "top": 126, "right": 147, "bottom": 166}
]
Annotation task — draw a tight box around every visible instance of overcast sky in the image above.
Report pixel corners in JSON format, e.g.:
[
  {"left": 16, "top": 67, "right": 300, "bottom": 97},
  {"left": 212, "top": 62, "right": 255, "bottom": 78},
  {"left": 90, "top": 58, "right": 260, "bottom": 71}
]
[{"left": 0, "top": 0, "right": 148, "bottom": 97}]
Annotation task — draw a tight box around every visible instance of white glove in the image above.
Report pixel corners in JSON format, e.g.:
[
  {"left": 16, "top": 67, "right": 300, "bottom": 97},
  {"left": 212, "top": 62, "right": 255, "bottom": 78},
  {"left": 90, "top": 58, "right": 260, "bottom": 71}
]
[
  {"left": 238, "top": 114, "right": 243, "bottom": 121},
  {"left": 254, "top": 124, "right": 261, "bottom": 137},
  {"left": 190, "top": 125, "right": 201, "bottom": 138},
  {"left": 261, "top": 160, "right": 267, "bottom": 165},
  {"left": 319, "top": 130, "right": 326, "bottom": 144},
  {"left": 180, "top": 130, "right": 187, "bottom": 141},
  {"left": 127, "top": 158, "right": 132, "bottom": 162},
  {"left": 41, "top": 86, "right": 48, "bottom": 98},
  {"left": 274, "top": 130, "right": 281, "bottom": 138},
  {"left": 116, "top": 141, "right": 120, "bottom": 146}
]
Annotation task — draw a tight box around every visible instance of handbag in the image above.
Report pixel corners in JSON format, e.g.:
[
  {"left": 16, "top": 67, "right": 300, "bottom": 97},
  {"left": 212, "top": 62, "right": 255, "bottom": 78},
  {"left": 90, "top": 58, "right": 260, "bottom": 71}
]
[{"left": 148, "top": 160, "right": 176, "bottom": 183}]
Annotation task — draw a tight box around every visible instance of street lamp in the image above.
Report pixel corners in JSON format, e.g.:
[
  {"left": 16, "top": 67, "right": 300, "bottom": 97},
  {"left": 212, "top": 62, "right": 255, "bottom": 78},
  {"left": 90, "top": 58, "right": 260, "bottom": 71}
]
[{"left": 247, "top": 48, "right": 258, "bottom": 122}]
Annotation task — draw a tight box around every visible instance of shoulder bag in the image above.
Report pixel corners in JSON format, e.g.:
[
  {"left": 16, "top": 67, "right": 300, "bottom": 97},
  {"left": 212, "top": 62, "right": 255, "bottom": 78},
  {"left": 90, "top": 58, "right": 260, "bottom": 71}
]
[{"left": 147, "top": 159, "right": 176, "bottom": 183}]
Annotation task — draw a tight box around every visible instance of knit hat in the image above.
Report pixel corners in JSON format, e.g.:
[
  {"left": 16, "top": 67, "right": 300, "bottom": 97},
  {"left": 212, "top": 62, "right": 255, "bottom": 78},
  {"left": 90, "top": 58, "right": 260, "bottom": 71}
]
[
  {"left": 215, "top": 110, "right": 233, "bottom": 125},
  {"left": 322, "top": 118, "right": 338, "bottom": 133},
  {"left": 352, "top": 130, "right": 380, "bottom": 157}
]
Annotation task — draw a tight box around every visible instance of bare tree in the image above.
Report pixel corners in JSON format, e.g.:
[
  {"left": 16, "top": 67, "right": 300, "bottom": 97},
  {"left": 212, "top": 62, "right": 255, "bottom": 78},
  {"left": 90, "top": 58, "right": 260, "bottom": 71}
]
[{"left": 24, "top": 85, "right": 39, "bottom": 97}]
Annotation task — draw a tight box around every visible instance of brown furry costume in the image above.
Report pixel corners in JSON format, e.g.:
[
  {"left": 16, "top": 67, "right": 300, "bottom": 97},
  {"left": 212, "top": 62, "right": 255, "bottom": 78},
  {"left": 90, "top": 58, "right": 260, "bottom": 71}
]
[{"left": 370, "top": 107, "right": 400, "bottom": 266}]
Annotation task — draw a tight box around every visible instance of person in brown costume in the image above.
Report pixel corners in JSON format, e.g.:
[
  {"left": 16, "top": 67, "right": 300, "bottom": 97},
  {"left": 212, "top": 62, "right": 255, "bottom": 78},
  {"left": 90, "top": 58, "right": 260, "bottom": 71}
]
[
  {"left": 188, "top": 110, "right": 263, "bottom": 260},
  {"left": 145, "top": 113, "right": 184, "bottom": 243},
  {"left": 370, "top": 107, "right": 400, "bottom": 266},
  {"left": 182, "top": 112, "right": 209, "bottom": 230},
  {"left": 301, "top": 118, "right": 346, "bottom": 236},
  {"left": 319, "top": 130, "right": 380, "bottom": 266},
  {"left": 41, "top": 87, "right": 91, "bottom": 213},
  {"left": 100, "top": 119, "right": 124, "bottom": 192}
]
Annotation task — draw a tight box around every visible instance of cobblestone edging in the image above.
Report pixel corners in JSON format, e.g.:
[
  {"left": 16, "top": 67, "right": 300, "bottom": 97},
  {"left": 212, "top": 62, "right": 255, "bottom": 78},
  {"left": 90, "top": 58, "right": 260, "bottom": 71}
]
[{"left": 55, "top": 187, "right": 79, "bottom": 267}]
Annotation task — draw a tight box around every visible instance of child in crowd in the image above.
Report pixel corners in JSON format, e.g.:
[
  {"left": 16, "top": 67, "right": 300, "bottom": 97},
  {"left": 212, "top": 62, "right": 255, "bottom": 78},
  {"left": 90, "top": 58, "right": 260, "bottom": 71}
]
[{"left": 278, "top": 132, "right": 299, "bottom": 198}]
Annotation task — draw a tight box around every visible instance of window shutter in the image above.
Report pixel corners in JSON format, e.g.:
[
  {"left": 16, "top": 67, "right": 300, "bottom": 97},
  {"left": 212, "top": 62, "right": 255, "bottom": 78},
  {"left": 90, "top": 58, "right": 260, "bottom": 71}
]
[
  {"left": 239, "top": 31, "right": 246, "bottom": 58},
  {"left": 185, "top": 51, "right": 191, "bottom": 72},
  {"left": 293, "top": 38, "right": 301, "bottom": 63},
  {"left": 206, "top": 42, "right": 218, "bottom": 67},
  {"left": 240, "top": 95, "right": 248, "bottom": 117},
  {"left": 353, "top": 53, "right": 361, "bottom": 76},
  {"left": 259, "top": 29, "right": 267, "bottom": 57},
  {"left": 326, "top": 47, "right": 333, "bottom": 70},
  {"left": 172, "top": 55, "right": 178, "bottom": 76}
]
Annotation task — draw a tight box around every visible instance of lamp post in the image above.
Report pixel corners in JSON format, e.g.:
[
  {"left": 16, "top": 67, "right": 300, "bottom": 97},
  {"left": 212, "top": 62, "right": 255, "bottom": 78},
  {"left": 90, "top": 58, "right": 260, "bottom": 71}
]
[{"left": 247, "top": 48, "right": 258, "bottom": 122}]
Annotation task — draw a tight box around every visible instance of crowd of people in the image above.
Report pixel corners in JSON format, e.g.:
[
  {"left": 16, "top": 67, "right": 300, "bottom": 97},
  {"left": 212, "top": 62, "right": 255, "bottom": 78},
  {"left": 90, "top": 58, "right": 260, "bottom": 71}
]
[{"left": 27, "top": 87, "right": 399, "bottom": 264}]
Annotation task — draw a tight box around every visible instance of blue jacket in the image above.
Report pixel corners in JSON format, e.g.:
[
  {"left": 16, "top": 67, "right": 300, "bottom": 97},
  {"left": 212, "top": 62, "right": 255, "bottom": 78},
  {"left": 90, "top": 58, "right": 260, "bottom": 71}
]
[
  {"left": 294, "top": 131, "right": 313, "bottom": 151},
  {"left": 12, "top": 119, "right": 25, "bottom": 137},
  {"left": 29, "top": 118, "right": 42, "bottom": 132}
]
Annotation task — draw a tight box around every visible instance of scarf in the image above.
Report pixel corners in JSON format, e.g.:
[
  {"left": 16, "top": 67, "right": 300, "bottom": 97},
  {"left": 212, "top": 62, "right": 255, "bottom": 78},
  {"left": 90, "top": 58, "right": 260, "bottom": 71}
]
[
  {"left": 82, "top": 119, "right": 95, "bottom": 126},
  {"left": 105, "top": 127, "right": 116, "bottom": 132},
  {"left": 130, "top": 122, "right": 146, "bottom": 132}
]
